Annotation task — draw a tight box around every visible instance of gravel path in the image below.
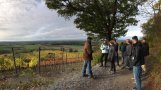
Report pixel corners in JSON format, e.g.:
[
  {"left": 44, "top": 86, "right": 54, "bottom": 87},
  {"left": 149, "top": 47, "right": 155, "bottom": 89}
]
[{"left": 33, "top": 63, "right": 145, "bottom": 90}]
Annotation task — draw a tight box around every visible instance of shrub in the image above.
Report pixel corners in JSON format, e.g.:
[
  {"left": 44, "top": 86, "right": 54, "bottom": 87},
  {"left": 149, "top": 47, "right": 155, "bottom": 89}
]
[{"left": 0, "top": 56, "right": 13, "bottom": 70}]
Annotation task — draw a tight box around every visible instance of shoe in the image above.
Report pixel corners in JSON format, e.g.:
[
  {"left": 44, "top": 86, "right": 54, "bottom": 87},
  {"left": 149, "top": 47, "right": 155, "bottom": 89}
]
[
  {"left": 131, "top": 77, "right": 134, "bottom": 80},
  {"left": 88, "top": 75, "right": 95, "bottom": 79},
  {"left": 82, "top": 74, "right": 88, "bottom": 77},
  {"left": 121, "top": 66, "right": 125, "bottom": 69},
  {"left": 133, "top": 87, "right": 136, "bottom": 90},
  {"left": 99, "top": 65, "right": 103, "bottom": 67},
  {"left": 109, "top": 69, "right": 113, "bottom": 71},
  {"left": 128, "top": 68, "right": 132, "bottom": 71},
  {"left": 112, "top": 72, "right": 116, "bottom": 74}
]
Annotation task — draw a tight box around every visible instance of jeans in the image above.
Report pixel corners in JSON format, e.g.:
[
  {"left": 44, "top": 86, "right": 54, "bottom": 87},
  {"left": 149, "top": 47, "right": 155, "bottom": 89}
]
[
  {"left": 100, "top": 53, "right": 108, "bottom": 66},
  {"left": 133, "top": 66, "right": 142, "bottom": 90},
  {"left": 82, "top": 60, "right": 93, "bottom": 77}
]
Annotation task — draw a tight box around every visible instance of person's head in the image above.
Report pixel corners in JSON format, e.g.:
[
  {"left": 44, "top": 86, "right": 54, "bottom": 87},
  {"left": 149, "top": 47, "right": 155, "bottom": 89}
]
[
  {"left": 87, "top": 37, "right": 92, "bottom": 42},
  {"left": 120, "top": 42, "right": 124, "bottom": 45},
  {"left": 113, "top": 38, "right": 116, "bottom": 42},
  {"left": 109, "top": 40, "right": 115, "bottom": 45},
  {"left": 125, "top": 39, "right": 131, "bottom": 44},
  {"left": 103, "top": 39, "right": 109, "bottom": 44},
  {"left": 132, "top": 36, "right": 138, "bottom": 44},
  {"left": 141, "top": 37, "right": 146, "bottom": 43}
]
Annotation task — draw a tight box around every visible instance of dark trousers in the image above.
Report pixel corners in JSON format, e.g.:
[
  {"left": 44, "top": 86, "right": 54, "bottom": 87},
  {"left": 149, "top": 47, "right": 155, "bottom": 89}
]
[
  {"left": 100, "top": 53, "right": 108, "bottom": 66},
  {"left": 123, "top": 56, "right": 133, "bottom": 69},
  {"left": 111, "top": 59, "right": 116, "bottom": 72}
]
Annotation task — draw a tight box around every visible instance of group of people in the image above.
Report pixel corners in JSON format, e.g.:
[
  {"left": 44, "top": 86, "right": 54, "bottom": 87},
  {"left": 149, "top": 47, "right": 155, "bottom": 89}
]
[{"left": 82, "top": 36, "right": 149, "bottom": 90}]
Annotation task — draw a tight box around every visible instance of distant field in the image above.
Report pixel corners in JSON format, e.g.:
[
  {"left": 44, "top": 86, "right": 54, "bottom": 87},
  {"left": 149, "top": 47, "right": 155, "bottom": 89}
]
[
  {"left": 0, "top": 41, "right": 84, "bottom": 54},
  {"left": 0, "top": 41, "right": 84, "bottom": 71}
]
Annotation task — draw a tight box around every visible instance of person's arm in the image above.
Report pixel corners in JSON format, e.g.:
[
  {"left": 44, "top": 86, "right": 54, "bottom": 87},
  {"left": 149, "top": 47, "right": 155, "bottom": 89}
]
[
  {"left": 133, "top": 46, "right": 140, "bottom": 66},
  {"left": 100, "top": 44, "right": 104, "bottom": 50},
  {"left": 127, "top": 45, "right": 132, "bottom": 56},
  {"left": 111, "top": 46, "right": 115, "bottom": 59},
  {"left": 108, "top": 48, "right": 112, "bottom": 60},
  {"left": 129, "top": 45, "right": 132, "bottom": 56}
]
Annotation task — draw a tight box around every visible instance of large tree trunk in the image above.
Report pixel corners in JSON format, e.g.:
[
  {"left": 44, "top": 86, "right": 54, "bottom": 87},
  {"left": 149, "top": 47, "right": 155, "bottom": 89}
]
[
  {"left": 106, "top": 29, "right": 112, "bottom": 41},
  {"left": 106, "top": 0, "right": 117, "bottom": 41}
]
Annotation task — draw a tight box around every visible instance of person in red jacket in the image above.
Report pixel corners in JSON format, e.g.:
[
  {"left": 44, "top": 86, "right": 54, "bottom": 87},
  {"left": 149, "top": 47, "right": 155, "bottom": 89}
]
[{"left": 82, "top": 37, "right": 94, "bottom": 79}]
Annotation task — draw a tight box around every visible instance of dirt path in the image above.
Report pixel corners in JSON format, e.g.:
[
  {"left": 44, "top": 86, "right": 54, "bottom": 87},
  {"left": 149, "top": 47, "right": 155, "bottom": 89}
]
[{"left": 32, "top": 63, "right": 147, "bottom": 90}]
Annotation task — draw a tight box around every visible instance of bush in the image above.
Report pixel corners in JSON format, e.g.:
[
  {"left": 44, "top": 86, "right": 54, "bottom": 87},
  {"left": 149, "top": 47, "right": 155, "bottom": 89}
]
[
  {"left": 69, "top": 48, "right": 73, "bottom": 52},
  {"left": 74, "top": 49, "right": 78, "bottom": 52},
  {"left": 29, "top": 56, "right": 38, "bottom": 67},
  {"left": 0, "top": 56, "right": 13, "bottom": 70}
]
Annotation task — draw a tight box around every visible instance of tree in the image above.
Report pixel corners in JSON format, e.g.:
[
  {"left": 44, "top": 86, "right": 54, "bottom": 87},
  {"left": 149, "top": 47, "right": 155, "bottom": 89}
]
[
  {"left": 45, "top": 0, "right": 145, "bottom": 40},
  {"left": 142, "top": 0, "right": 161, "bottom": 46}
]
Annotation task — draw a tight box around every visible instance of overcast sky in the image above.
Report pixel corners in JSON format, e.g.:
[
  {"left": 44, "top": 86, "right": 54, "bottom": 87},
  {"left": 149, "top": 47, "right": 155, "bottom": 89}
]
[{"left": 0, "top": 0, "right": 146, "bottom": 41}]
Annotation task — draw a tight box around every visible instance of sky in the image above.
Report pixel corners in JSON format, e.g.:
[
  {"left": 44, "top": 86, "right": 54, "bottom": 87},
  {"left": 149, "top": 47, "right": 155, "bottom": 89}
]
[{"left": 0, "top": 0, "right": 146, "bottom": 41}]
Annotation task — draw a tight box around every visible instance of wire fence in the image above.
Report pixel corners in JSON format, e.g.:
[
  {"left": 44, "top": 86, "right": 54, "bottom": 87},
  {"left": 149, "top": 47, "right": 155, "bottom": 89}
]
[{"left": 0, "top": 47, "right": 83, "bottom": 77}]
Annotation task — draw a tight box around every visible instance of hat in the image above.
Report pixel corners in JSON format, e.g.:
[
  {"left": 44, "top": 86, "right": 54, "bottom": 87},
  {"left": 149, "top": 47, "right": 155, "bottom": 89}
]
[
  {"left": 142, "top": 37, "right": 146, "bottom": 40},
  {"left": 87, "top": 37, "right": 92, "bottom": 40},
  {"left": 132, "top": 36, "right": 138, "bottom": 41}
]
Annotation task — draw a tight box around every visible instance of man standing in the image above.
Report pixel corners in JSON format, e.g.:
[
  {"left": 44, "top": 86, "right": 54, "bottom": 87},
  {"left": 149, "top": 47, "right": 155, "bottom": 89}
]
[
  {"left": 141, "top": 37, "right": 149, "bottom": 73},
  {"left": 119, "top": 41, "right": 127, "bottom": 65},
  {"left": 108, "top": 40, "right": 116, "bottom": 74},
  {"left": 131, "top": 36, "right": 143, "bottom": 90},
  {"left": 82, "top": 37, "right": 94, "bottom": 79},
  {"left": 100, "top": 39, "right": 109, "bottom": 67},
  {"left": 122, "top": 39, "right": 132, "bottom": 70}
]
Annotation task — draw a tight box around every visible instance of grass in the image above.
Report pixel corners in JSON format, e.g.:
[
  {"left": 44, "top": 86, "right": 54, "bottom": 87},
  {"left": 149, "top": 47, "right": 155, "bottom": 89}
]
[
  {"left": 0, "top": 62, "right": 83, "bottom": 90},
  {"left": 144, "top": 48, "right": 161, "bottom": 90}
]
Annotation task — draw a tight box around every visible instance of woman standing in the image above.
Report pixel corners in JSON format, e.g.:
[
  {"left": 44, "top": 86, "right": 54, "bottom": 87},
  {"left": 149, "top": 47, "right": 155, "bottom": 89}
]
[
  {"left": 108, "top": 40, "right": 116, "bottom": 74},
  {"left": 100, "top": 39, "right": 109, "bottom": 67}
]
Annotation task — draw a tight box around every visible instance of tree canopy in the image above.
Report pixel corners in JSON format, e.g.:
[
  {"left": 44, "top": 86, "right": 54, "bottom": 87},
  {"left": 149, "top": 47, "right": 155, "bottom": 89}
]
[{"left": 45, "top": 0, "right": 145, "bottom": 40}]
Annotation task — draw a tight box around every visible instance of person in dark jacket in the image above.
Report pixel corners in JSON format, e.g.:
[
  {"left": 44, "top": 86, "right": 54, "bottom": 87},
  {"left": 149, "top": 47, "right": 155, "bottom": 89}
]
[
  {"left": 119, "top": 42, "right": 126, "bottom": 65},
  {"left": 131, "top": 36, "right": 143, "bottom": 90},
  {"left": 82, "top": 37, "right": 94, "bottom": 79},
  {"left": 141, "top": 37, "right": 149, "bottom": 72},
  {"left": 108, "top": 40, "right": 116, "bottom": 74},
  {"left": 122, "top": 39, "right": 132, "bottom": 70},
  {"left": 113, "top": 39, "right": 119, "bottom": 66}
]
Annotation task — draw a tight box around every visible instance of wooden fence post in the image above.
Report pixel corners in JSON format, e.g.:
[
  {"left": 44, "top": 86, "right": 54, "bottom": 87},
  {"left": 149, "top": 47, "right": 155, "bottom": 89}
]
[
  {"left": 38, "top": 47, "right": 41, "bottom": 74},
  {"left": 12, "top": 48, "right": 17, "bottom": 75},
  {"left": 66, "top": 52, "right": 67, "bottom": 64},
  {"left": 61, "top": 51, "right": 64, "bottom": 72}
]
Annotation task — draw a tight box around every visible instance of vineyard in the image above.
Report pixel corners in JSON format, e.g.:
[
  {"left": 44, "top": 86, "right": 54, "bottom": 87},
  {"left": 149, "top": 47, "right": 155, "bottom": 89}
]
[{"left": 0, "top": 46, "right": 83, "bottom": 77}]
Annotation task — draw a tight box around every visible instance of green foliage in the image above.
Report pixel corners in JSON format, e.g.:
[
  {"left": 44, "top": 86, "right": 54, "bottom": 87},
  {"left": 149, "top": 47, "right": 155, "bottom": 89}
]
[
  {"left": 19, "top": 68, "right": 34, "bottom": 76},
  {"left": 141, "top": 1, "right": 161, "bottom": 89},
  {"left": 142, "top": 13, "right": 161, "bottom": 47},
  {"left": 45, "top": 0, "right": 145, "bottom": 40}
]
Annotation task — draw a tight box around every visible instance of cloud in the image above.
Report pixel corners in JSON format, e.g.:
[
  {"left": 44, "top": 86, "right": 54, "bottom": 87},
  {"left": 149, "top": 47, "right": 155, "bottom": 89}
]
[
  {"left": 0, "top": 0, "right": 144, "bottom": 41},
  {"left": 0, "top": 0, "right": 86, "bottom": 41}
]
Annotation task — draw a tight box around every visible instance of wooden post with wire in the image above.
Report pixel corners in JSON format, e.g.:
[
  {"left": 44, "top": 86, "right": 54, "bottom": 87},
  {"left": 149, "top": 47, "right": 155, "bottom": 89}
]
[
  {"left": 38, "top": 47, "right": 41, "bottom": 74},
  {"left": 12, "top": 47, "right": 17, "bottom": 75}
]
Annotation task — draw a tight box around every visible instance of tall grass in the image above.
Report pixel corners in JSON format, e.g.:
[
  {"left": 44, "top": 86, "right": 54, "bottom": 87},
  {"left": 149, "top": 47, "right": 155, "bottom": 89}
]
[{"left": 144, "top": 48, "right": 161, "bottom": 90}]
